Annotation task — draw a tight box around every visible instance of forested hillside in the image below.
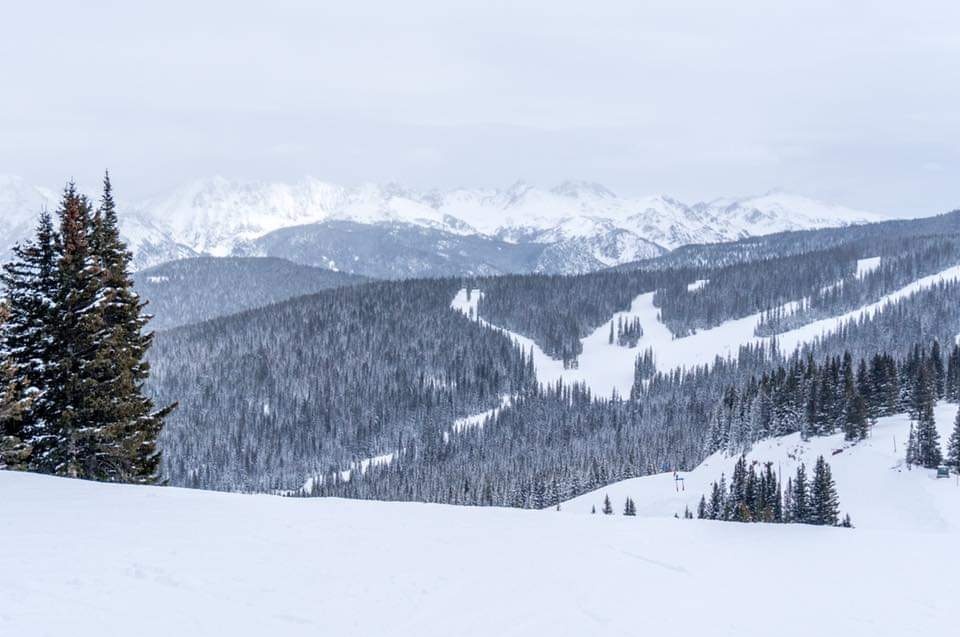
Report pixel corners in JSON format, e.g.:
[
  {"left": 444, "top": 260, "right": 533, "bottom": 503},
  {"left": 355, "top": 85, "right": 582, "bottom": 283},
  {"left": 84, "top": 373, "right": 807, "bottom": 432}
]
[
  {"left": 149, "top": 280, "right": 534, "bottom": 491},
  {"left": 316, "top": 283, "right": 960, "bottom": 506},
  {"left": 137, "top": 211, "right": 960, "bottom": 501},
  {"left": 475, "top": 226, "right": 960, "bottom": 356},
  {"left": 246, "top": 220, "right": 548, "bottom": 278},
  {"left": 135, "top": 257, "right": 366, "bottom": 330},
  {"left": 622, "top": 209, "right": 960, "bottom": 270}
]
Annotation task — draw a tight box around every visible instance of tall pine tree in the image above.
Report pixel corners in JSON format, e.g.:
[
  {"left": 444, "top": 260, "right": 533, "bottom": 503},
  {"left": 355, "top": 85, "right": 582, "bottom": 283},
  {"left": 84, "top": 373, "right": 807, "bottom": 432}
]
[
  {"left": 945, "top": 407, "right": 960, "bottom": 468},
  {"left": 45, "top": 183, "right": 108, "bottom": 477},
  {"left": 791, "top": 464, "right": 809, "bottom": 524},
  {"left": 913, "top": 365, "right": 942, "bottom": 469},
  {"left": 0, "top": 211, "right": 59, "bottom": 467},
  {"left": 87, "top": 173, "right": 173, "bottom": 482},
  {"left": 809, "top": 455, "right": 840, "bottom": 526}
]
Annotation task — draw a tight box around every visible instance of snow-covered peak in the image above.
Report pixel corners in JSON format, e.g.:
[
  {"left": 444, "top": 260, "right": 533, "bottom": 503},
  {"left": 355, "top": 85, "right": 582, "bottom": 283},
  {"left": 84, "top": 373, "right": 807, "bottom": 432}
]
[
  {"left": 704, "top": 190, "right": 887, "bottom": 231},
  {"left": 139, "top": 177, "right": 466, "bottom": 256},
  {"left": 1, "top": 175, "right": 895, "bottom": 271}
]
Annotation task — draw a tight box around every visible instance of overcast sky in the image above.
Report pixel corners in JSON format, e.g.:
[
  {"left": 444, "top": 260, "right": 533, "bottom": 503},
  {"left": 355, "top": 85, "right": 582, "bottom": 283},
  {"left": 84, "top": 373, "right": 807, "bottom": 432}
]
[{"left": 1, "top": 0, "right": 958, "bottom": 214}]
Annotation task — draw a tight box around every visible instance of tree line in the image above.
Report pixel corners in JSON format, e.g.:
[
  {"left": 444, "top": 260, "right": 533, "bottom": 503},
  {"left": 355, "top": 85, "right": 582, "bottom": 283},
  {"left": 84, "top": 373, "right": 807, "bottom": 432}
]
[
  {"left": 697, "top": 455, "right": 849, "bottom": 527},
  {"left": 475, "top": 224, "right": 960, "bottom": 364},
  {"left": 756, "top": 237, "right": 960, "bottom": 336},
  {"left": 705, "top": 339, "right": 959, "bottom": 467}
]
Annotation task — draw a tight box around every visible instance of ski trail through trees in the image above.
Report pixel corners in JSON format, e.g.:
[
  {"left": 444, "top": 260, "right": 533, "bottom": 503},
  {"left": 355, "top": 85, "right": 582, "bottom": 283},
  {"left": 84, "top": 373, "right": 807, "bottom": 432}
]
[
  {"left": 453, "top": 261, "right": 960, "bottom": 399},
  {"left": 298, "top": 263, "right": 960, "bottom": 495}
]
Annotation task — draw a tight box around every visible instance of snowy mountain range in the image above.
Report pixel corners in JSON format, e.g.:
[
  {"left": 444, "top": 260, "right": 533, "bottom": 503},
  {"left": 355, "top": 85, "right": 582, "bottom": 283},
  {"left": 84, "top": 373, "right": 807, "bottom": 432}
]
[{"left": 0, "top": 175, "right": 890, "bottom": 275}]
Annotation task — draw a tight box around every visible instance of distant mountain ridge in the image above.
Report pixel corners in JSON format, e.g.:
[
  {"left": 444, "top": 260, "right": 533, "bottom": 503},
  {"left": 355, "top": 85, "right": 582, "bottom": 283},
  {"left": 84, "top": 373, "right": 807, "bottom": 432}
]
[{"left": 1, "top": 175, "right": 889, "bottom": 276}]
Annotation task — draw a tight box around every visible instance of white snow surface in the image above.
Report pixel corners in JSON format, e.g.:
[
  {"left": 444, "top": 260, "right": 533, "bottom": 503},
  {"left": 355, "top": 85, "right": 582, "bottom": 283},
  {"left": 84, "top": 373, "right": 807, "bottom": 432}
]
[
  {"left": 2, "top": 455, "right": 958, "bottom": 636},
  {"left": 451, "top": 394, "right": 513, "bottom": 434},
  {"left": 564, "top": 402, "right": 960, "bottom": 533},
  {"left": 856, "top": 256, "right": 882, "bottom": 278}
]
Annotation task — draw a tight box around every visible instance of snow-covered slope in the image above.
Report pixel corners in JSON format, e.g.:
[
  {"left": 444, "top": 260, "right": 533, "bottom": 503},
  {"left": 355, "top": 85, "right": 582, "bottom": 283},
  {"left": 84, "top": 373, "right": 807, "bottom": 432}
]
[
  {"left": 2, "top": 468, "right": 956, "bottom": 636},
  {"left": 454, "top": 259, "right": 960, "bottom": 400},
  {"left": 1, "top": 175, "right": 889, "bottom": 273},
  {"left": 564, "top": 401, "right": 960, "bottom": 533}
]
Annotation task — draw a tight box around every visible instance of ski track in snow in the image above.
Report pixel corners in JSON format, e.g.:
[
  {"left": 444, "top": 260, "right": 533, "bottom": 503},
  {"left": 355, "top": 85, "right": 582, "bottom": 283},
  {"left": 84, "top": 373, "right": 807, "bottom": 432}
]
[{"left": 452, "top": 259, "right": 960, "bottom": 400}]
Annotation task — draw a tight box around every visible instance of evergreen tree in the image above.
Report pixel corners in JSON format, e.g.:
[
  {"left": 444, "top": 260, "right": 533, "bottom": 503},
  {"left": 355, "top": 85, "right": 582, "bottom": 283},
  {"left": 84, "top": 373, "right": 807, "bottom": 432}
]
[
  {"left": 44, "top": 183, "right": 108, "bottom": 478},
  {"left": 623, "top": 497, "right": 636, "bottom": 516},
  {"left": 87, "top": 173, "right": 174, "bottom": 482},
  {"left": 907, "top": 350, "right": 930, "bottom": 420},
  {"left": 782, "top": 476, "right": 794, "bottom": 523},
  {"left": 946, "top": 345, "right": 960, "bottom": 402},
  {"left": 729, "top": 456, "right": 750, "bottom": 521},
  {"left": 856, "top": 358, "right": 875, "bottom": 423},
  {"left": 792, "top": 464, "right": 809, "bottom": 523},
  {"left": 718, "top": 473, "right": 731, "bottom": 520},
  {"left": 602, "top": 493, "right": 613, "bottom": 515},
  {"left": 0, "top": 211, "right": 58, "bottom": 462},
  {"left": 931, "top": 340, "right": 946, "bottom": 399},
  {"left": 905, "top": 422, "right": 918, "bottom": 467},
  {"left": 0, "top": 303, "right": 35, "bottom": 468},
  {"left": 708, "top": 478, "right": 724, "bottom": 520},
  {"left": 844, "top": 392, "right": 869, "bottom": 441},
  {"left": 914, "top": 400, "right": 942, "bottom": 469},
  {"left": 947, "top": 407, "right": 960, "bottom": 468},
  {"left": 809, "top": 456, "right": 840, "bottom": 526}
]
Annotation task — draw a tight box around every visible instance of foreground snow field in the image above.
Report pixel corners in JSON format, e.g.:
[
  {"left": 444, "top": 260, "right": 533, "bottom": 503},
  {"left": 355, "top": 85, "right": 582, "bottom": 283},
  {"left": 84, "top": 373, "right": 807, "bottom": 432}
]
[{"left": 2, "top": 468, "right": 957, "bottom": 637}]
